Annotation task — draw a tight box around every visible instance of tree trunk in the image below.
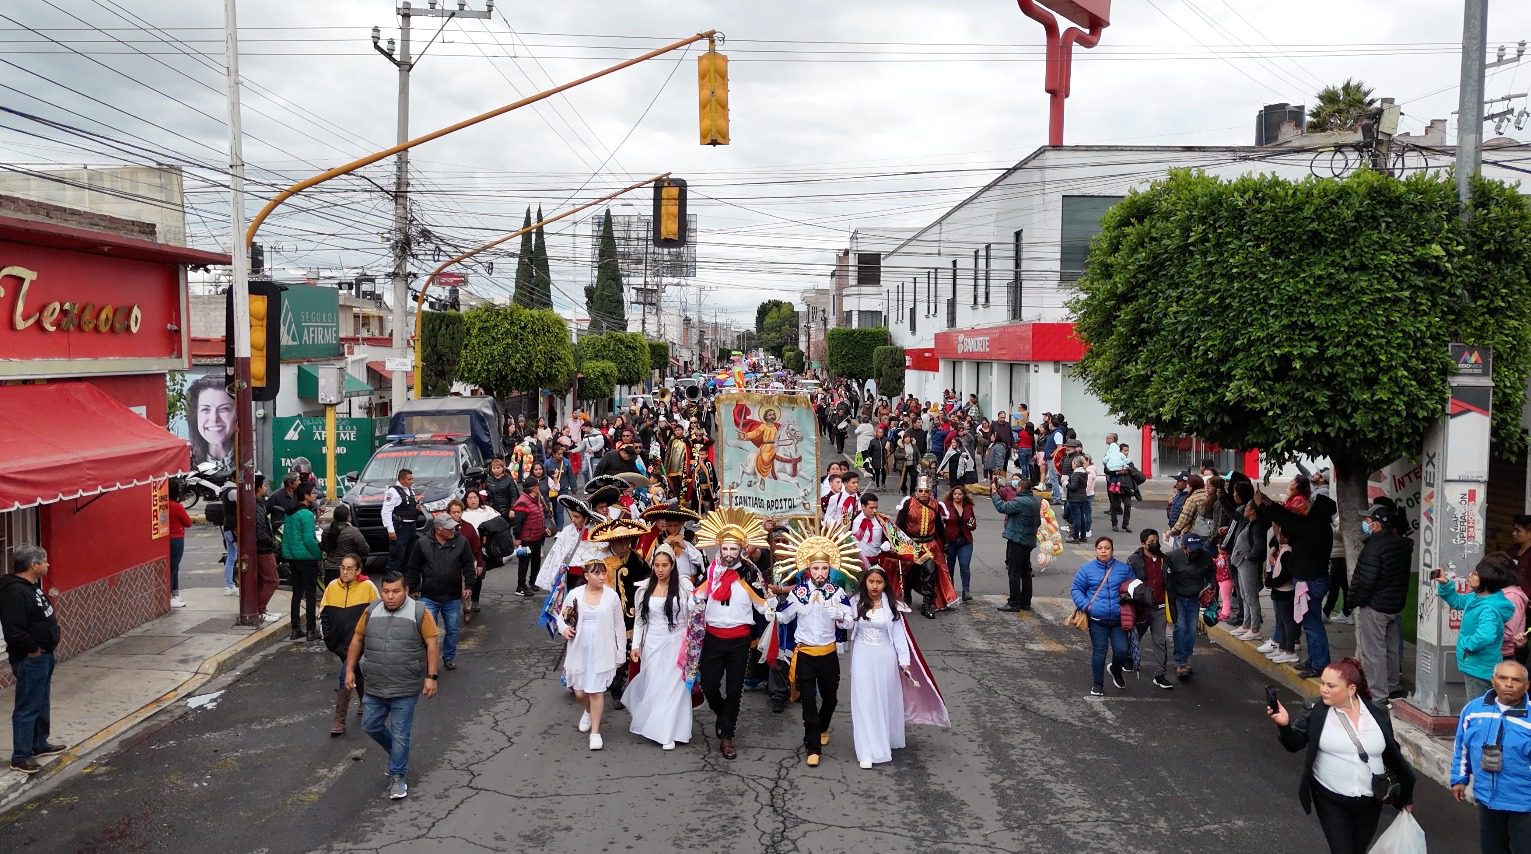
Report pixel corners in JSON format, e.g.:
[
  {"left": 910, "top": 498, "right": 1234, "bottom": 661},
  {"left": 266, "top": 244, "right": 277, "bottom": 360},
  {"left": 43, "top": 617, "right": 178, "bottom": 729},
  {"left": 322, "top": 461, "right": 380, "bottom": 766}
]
[{"left": 1331, "top": 457, "right": 1371, "bottom": 581}]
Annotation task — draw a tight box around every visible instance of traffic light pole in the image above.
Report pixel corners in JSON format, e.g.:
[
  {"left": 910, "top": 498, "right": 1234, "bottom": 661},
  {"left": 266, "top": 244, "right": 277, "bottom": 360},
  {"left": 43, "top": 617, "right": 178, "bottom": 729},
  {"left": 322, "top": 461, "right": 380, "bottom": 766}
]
[
  {"left": 223, "top": 0, "right": 261, "bottom": 626},
  {"left": 1016, "top": 0, "right": 1107, "bottom": 146},
  {"left": 412, "top": 173, "right": 671, "bottom": 398}
]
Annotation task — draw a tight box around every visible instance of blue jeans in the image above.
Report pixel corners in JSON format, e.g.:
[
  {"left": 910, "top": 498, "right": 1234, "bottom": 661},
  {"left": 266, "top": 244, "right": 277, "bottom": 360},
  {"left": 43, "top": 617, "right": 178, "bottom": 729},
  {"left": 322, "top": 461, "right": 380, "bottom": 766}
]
[
  {"left": 1016, "top": 449, "right": 1033, "bottom": 481},
  {"left": 1067, "top": 501, "right": 1089, "bottom": 540},
  {"left": 421, "top": 597, "right": 462, "bottom": 664},
  {"left": 222, "top": 528, "right": 237, "bottom": 588},
  {"left": 1301, "top": 575, "right": 1332, "bottom": 669},
  {"left": 10, "top": 652, "right": 54, "bottom": 762},
  {"left": 1087, "top": 618, "right": 1128, "bottom": 688},
  {"left": 361, "top": 693, "right": 419, "bottom": 777},
  {"left": 1172, "top": 595, "right": 1200, "bottom": 666},
  {"left": 946, "top": 541, "right": 973, "bottom": 594},
  {"left": 169, "top": 537, "right": 184, "bottom": 595},
  {"left": 551, "top": 501, "right": 565, "bottom": 531}
]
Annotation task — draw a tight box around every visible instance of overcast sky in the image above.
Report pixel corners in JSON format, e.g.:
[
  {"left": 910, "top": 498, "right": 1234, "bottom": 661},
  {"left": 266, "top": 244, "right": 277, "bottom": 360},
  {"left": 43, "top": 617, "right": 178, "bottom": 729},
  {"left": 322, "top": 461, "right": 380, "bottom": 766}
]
[{"left": 1, "top": 0, "right": 1528, "bottom": 326}]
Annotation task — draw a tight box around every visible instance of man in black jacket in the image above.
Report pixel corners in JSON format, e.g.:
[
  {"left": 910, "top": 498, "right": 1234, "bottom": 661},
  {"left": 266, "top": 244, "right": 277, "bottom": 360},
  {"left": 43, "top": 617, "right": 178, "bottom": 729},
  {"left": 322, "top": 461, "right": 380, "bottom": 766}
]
[
  {"left": 406, "top": 515, "right": 475, "bottom": 671},
  {"left": 1255, "top": 489, "right": 1338, "bottom": 678},
  {"left": 253, "top": 474, "right": 281, "bottom": 624},
  {"left": 1350, "top": 505, "right": 1413, "bottom": 700},
  {"left": 0, "top": 545, "right": 66, "bottom": 774}
]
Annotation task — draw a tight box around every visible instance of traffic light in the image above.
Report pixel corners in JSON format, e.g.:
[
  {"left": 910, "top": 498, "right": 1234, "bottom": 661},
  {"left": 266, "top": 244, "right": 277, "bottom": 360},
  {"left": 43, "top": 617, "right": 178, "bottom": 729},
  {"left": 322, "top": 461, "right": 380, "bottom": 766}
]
[
  {"left": 653, "top": 177, "right": 688, "bottom": 248},
  {"left": 698, "top": 49, "right": 729, "bottom": 146},
  {"left": 249, "top": 242, "right": 264, "bottom": 275},
  {"left": 227, "top": 279, "right": 282, "bottom": 402}
]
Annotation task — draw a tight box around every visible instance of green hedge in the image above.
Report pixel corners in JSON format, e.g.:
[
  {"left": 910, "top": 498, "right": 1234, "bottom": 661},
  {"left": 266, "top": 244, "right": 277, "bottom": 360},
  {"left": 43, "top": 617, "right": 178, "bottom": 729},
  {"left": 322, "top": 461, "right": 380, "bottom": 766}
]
[
  {"left": 648, "top": 340, "right": 670, "bottom": 376},
  {"left": 578, "top": 332, "right": 650, "bottom": 386},
  {"left": 872, "top": 345, "right": 905, "bottom": 397},
  {"left": 419, "top": 310, "right": 465, "bottom": 397},
  {"left": 826, "top": 327, "right": 891, "bottom": 381},
  {"left": 783, "top": 346, "right": 805, "bottom": 374}
]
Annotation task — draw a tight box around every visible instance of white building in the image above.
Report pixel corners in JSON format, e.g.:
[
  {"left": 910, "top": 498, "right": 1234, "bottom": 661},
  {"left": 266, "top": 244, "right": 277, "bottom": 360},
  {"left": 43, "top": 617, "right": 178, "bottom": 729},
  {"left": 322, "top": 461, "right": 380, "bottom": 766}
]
[{"left": 846, "top": 142, "right": 1531, "bottom": 475}]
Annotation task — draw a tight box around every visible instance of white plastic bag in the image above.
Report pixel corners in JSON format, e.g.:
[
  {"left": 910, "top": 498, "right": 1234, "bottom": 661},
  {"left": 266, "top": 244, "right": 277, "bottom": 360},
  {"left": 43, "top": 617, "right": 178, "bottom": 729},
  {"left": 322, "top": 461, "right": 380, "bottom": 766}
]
[{"left": 1368, "top": 811, "right": 1426, "bottom": 854}]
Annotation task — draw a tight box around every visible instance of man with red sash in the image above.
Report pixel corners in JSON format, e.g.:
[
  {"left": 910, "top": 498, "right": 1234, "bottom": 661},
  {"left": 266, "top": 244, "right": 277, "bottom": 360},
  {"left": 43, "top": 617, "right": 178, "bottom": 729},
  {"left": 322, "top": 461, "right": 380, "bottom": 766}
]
[
  {"left": 895, "top": 477, "right": 957, "bottom": 619},
  {"left": 691, "top": 508, "right": 770, "bottom": 761}
]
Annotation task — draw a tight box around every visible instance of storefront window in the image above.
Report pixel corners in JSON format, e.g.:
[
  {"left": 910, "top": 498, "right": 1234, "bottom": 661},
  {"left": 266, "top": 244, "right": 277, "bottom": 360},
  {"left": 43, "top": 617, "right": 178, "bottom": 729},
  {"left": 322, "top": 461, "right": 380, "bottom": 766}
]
[
  {"left": 1155, "top": 434, "right": 1240, "bottom": 478},
  {"left": 1060, "top": 196, "right": 1124, "bottom": 282},
  {"left": 0, "top": 507, "right": 40, "bottom": 574}
]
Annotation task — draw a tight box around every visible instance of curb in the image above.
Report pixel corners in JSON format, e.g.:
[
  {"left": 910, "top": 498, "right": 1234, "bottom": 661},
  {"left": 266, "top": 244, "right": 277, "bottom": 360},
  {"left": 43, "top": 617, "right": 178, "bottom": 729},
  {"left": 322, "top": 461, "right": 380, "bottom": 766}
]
[
  {"left": 0, "top": 614, "right": 291, "bottom": 810},
  {"left": 1206, "top": 622, "right": 1323, "bottom": 700}
]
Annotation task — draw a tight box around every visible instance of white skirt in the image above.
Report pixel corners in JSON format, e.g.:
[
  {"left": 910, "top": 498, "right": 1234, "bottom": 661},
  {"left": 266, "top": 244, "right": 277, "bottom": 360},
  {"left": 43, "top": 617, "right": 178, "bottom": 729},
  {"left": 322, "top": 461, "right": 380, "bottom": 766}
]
[
  {"left": 850, "top": 636, "right": 906, "bottom": 765},
  {"left": 624, "top": 622, "right": 692, "bottom": 744}
]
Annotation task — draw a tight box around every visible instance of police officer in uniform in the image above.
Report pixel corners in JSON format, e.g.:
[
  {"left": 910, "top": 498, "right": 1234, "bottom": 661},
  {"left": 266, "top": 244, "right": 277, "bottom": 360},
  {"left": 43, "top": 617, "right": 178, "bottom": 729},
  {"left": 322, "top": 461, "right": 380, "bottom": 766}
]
[{"left": 382, "top": 469, "right": 422, "bottom": 573}]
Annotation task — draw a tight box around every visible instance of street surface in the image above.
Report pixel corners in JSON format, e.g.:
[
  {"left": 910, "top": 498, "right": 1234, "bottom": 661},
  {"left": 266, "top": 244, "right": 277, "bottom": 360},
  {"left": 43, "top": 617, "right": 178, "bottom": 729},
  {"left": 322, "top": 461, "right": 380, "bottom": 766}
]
[{"left": 0, "top": 512, "right": 1478, "bottom": 853}]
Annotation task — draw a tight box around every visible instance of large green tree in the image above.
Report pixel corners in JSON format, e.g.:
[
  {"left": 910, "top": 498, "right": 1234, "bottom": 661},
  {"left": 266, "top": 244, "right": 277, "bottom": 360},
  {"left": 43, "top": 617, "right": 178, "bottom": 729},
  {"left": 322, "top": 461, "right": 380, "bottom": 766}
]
[
  {"left": 1071, "top": 168, "right": 1531, "bottom": 564},
  {"left": 578, "top": 331, "right": 650, "bottom": 387},
  {"left": 755, "top": 298, "right": 792, "bottom": 335},
  {"left": 872, "top": 345, "right": 905, "bottom": 398},
  {"left": 1307, "top": 78, "right": 1379, "bottom": 132},
  {"left": 757, "top": 302, "right": 799, "bottom": 358},
  {"left": 419, "top": 309, "right": 466, "bottom": 396},
  {"left": 459, "top": 303, "right": 574, "bottom": 399},
  {"left": 648, "top": 340, "right": 670, "bottom": 375},
  {"left": 587, "top": 209, "right": 627, "bottom": 332},
  {"left": 512, "top": 207, "right": 535, "bottom": 306},
  {"left": 826, "top": 327, "right": 891, "bottom": 381}
]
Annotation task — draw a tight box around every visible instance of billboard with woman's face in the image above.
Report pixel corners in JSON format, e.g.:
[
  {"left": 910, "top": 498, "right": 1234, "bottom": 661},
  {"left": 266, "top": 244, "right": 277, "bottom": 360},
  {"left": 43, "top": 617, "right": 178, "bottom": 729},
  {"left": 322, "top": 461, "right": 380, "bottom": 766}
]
[{"left": 186, "top": 373, "right": 235, "bottom": 469}]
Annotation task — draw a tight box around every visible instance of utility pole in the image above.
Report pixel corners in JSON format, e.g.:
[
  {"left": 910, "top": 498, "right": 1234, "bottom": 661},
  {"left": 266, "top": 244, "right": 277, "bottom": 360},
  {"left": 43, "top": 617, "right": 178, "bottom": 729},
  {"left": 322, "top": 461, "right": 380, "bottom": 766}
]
[
  {"left": 373, "top": 1, "right": 493, "bottom": 411},
  {"left": 1455, "top": 0, "right": 1490, "bottom": 216},
  {"left": 223, "top": 0, "right": 258, "bottom": 625}
]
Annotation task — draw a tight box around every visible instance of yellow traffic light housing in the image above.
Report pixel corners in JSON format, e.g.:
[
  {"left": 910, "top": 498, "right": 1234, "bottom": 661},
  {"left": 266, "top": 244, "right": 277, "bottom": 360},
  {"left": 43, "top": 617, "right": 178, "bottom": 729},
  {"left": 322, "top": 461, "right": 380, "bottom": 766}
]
[
  {"left": 653, "top": 178, "right": 688, "bottom": 248},
  {"left": 698, "top": 49, "right": 729, "bottom": 146},
  {"left": 227, "top": 278, "right": 282, "bottom": 401}
]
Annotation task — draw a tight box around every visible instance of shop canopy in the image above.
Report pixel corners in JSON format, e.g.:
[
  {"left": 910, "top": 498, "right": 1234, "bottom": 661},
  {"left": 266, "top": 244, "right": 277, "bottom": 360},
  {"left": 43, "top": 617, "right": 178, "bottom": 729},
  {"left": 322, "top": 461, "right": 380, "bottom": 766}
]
[
  {"left": 365, "top": 361, "right": 415, "bottom": 389},
  {"left": 0, "top": 381, "right": 191, "bottom": 512}
]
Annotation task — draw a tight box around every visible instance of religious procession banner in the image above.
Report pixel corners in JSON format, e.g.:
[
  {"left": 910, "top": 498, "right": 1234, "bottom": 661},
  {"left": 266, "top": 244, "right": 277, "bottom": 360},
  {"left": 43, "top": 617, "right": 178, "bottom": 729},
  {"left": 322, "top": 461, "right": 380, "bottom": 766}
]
[{"left": 715, "top": 392, "right": 819, "bottom": 520}]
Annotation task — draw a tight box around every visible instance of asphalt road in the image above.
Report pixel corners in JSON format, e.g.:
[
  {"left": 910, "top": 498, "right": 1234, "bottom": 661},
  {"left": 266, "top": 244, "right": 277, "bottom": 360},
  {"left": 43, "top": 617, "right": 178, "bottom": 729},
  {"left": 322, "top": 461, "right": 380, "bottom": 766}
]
[{"left": 0, "top": 496, "right": 1481, "bottom": 853}]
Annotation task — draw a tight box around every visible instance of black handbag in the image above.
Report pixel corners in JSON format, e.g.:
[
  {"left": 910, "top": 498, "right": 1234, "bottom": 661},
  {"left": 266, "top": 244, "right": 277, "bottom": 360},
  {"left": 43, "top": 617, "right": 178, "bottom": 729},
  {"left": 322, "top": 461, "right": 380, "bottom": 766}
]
[{"left": 1334, "top": 709, "right": 1403, "bottom": 804}]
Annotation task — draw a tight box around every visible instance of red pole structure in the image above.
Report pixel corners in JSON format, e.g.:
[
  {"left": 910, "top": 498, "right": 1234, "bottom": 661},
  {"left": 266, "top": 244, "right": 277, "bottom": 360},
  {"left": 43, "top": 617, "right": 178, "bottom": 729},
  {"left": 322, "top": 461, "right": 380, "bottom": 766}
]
[{"left": 1016, "top": 0, "right": 1108, "bottom": 146}]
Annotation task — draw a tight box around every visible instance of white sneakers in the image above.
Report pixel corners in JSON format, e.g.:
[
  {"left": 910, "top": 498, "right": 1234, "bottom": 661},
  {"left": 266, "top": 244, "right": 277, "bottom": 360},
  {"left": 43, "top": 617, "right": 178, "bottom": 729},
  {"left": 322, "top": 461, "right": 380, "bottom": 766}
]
[
  {"left": 662, "top": 741, "right": 676, "bottom": 751},
  {"left": 170, "top": 596, "right": 186, "bottom": 609},
  {"left": 859, "top": 760, "right": 873, "bottom": 770},
  {"left": 1256, "top": 639, "right": 1278, "bottom": 654},
  {"left": 589, "top": 733, "right": 603, "bottom": 750},
  {"left": 223, "top": 586, "right": 237, "bottom": 597},
  {"left": 578, "top": 711, "right": 592, "bottom": 733},
  {"left": 1271, "top": 651, "right": 1299, "bottom": 664}
]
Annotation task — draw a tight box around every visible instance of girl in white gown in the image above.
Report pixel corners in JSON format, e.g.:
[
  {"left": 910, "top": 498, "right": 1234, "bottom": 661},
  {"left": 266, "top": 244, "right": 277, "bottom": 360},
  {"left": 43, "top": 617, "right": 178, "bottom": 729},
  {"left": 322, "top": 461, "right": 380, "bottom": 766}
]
[
  {"left": 556, "top": 559, "right": 627, "bottom": 750},
  {"left": 623, "top": 546, "right": 695, "bottom": 749},
  {"left": 848, "top": 565, "right": 915, "bottom": 769}
]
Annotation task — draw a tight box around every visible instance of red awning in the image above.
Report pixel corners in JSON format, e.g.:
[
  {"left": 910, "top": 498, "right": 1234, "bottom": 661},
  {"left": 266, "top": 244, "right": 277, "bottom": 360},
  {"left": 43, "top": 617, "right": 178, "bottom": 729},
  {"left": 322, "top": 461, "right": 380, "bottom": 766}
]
[
  {"left": 366, "top": 360, "right": 415, "bottom": 387},
  {"left": 0, "top": 382, "right": 191, "bottom": 512}
]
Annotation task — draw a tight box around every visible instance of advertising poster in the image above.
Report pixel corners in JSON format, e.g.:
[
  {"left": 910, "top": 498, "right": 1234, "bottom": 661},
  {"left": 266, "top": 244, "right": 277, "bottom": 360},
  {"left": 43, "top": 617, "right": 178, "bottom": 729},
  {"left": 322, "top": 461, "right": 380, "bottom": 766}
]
[
  {"left": 181, "top": 371, "right": 235, "bottom": 470},
  {"left": 715, "top": 392, "right": 819, "bottom": 519},
  {"left": 151, "top": 479, "right": 169, "bottom": 540},
  {"left": 273, "top": 416, "right": 375, "bottom": 481}
]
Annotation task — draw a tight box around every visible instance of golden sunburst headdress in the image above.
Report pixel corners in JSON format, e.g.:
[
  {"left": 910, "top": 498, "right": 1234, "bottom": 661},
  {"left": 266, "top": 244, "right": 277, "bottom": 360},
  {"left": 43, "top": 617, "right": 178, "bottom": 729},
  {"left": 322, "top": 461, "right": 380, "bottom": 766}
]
[
  {"left": 771, "top": 519, "right": 862, "bottom": 585},
  {"left": 696, "top": 507, "right": 769, "bottom": 551}
]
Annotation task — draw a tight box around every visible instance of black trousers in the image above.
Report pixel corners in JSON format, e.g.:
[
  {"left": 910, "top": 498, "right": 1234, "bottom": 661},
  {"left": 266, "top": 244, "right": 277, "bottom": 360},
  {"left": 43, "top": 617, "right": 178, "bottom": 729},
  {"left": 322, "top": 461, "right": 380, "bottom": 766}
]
[
  {"left": 768, "top": 659, "right": 791, "bottom": 711},
  {"left": 1480, "top": 805, "right": 1531, "bottom": 854},
  {"left": 1005, "top": 541, "right": 1034, "bottom": 608},
  {"left": 516, "top": 538, "right": 544, "bottom": 591},
  {"left": 794, "top": 651, "right": 840, "bottom": 755},
  {"left": 1107, "top": 479, "right": 1133, "bottom": 529},
  {"left": 386, "top": 525, "right": 417, "bottom": 574},
  {"left": 1323, "top": 558, "right": 1350, "bottom": 616},
  {"left": 288, "top": 559, "right": 319, "bottom": 632},
  {"left": 700, "top": 633, "right": 751, "bottom": 739},
  {"left": 899, "top": 466, "right": 918, "bottom": 496},
  {"left": 1311, "top": 781, "right": 1382, "bottom": 854}
]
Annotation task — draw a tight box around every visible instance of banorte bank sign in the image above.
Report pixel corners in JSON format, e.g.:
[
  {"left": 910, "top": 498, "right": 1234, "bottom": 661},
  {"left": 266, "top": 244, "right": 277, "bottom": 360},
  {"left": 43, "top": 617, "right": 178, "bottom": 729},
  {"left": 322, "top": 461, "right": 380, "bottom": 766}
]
[{"left": 955, "top": 333, "right": 992, "bottom": 355}]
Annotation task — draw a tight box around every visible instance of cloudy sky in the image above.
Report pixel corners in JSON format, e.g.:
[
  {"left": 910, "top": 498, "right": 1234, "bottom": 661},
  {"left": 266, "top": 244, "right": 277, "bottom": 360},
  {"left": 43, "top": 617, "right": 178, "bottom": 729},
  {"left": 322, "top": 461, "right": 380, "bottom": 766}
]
[{"left": 1, "top": 0, "right": 1528, "bottom": 327}]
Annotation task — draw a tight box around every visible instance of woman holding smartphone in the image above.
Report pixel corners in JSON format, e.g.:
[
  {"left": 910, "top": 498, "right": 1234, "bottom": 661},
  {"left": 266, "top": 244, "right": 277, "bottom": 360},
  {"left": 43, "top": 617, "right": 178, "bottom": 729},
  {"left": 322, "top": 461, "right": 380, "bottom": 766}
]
[
  {"left": 1266, "top": 658, "right": 1415, "bottom": 853},
  {"left": 1433, "top": 555, "right": 1518, "bottom": 702}
]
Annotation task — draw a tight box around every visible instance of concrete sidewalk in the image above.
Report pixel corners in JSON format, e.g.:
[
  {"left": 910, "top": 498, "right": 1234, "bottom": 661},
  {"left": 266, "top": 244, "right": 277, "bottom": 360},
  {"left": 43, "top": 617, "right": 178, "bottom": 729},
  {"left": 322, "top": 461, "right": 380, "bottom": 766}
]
[{"left": 0, "top": 585, "right": 291, "bottom": 806}]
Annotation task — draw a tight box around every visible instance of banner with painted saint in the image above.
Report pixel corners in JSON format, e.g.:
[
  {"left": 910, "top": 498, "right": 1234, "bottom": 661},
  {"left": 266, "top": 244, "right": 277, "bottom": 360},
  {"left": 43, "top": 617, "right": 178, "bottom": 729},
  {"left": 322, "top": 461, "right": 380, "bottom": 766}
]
[{"left": 715, "top": 392, "right": 819, "bottom": 520}]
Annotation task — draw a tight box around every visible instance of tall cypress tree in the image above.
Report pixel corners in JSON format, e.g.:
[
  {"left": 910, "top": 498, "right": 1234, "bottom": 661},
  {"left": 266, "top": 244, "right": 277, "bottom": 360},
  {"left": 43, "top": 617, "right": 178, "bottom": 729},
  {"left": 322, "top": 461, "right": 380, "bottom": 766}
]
[
  {"left": 592, "top": 209, "right": 627, "bottom": 332},
  {"left": 511, "top": 207, "right": 534, "bottom": 306},
  {"left": 527, "top": 205, "right": 553, "bottom": 309}
]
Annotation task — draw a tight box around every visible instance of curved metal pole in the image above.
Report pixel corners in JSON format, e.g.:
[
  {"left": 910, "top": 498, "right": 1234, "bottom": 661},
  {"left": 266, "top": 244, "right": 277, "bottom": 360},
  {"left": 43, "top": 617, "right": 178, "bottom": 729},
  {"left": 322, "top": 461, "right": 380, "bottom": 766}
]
[
  {"left": 412, "top": 173, "right": 672, "bottom": 397},
  {"left": 1016, "top": 0, "right": 1105, "bottom": 146},
  {"left": 241, "top": 30, "right": 715, "bottom": 248}
]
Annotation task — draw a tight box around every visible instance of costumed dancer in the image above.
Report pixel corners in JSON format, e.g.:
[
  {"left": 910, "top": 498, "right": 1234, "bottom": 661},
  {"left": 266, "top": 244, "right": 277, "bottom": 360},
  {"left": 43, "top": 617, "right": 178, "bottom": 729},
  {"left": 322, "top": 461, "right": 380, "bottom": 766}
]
[
  {"left": 687, "top": 507, "right": 771, "bottom": 760},
  {"left": 624, "top": 545, "right": 696, "bottom": 750},
  {"left": 770, "top": 521, "right": 861, "bottom": 767},
  {"left": 589, "top": 517, "right": 652, "bottom": 704},
  {"left": 850, "top": 493, "right": 890, "bottom": 576},
  {"left": 641, "top": 502, "right": 706, "bottom": 582},
  {"left": 686, "top": 436, "right": 718, "bottom": 513},
  {"left": 894, "top": 477, "right": 959, "bottom": 619},
  {"left": 847, "top": 565, "right": 951, "bottom": 769},
  {"left": 555, "top": 558, "right": 627, "bottom": 750},
  {"left": 537, "top": 497, "right": 607, "bottom": 638}
]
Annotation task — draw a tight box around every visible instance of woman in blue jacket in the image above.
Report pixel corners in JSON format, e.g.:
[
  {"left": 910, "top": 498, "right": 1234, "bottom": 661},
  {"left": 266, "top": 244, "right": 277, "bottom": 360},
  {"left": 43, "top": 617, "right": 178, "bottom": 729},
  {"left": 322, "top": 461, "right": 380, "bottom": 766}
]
[
  {"left": 1072, "top": 537, "right": 1136, "bottom": 696},
  {"left": 1435, "top": 554, "right": 1518, "bottom": 702}
]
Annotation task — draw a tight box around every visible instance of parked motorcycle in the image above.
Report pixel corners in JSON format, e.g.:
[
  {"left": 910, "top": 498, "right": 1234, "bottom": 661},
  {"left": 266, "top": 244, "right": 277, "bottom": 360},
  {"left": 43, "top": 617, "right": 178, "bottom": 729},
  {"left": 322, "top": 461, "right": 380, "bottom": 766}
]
[{"left": 178, "top": 460, "right": 233, "bottom": 511}]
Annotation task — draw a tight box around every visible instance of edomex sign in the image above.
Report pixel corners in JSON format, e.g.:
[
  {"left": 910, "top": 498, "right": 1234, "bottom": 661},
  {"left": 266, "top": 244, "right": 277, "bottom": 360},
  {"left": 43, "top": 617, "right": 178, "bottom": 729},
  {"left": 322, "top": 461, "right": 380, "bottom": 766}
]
[
  {"left": 273, "top": 415, "right": 374, "bottom": 479},
  {"left": 279, "top": 283, "right": 340, "bottom": 361}
]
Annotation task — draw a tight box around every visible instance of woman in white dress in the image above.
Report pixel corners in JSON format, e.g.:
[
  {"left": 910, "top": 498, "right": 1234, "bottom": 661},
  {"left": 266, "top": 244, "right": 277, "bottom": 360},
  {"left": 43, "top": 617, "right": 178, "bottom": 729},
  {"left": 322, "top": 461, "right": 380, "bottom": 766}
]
[
  {"left": 847, "top": 565, "right": 913, "bottom": 769},
  {"left": 556, "top": 558, "right": 627, "bottom": 750},
  {"left": 623, "top": 546, "right": 695, "bottom": 750}
]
